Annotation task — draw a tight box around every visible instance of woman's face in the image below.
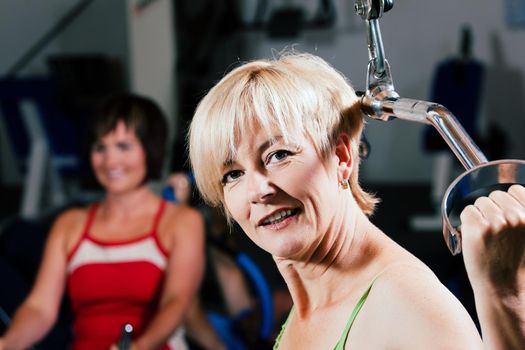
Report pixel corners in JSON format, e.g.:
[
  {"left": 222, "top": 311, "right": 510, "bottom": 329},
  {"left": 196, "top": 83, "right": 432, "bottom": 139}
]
[
  {"left": 91, "top": 120, "right": 147, "bottom": 194},
  {"left": 221, "top": 126, "right": 344, "bottom": 259}
]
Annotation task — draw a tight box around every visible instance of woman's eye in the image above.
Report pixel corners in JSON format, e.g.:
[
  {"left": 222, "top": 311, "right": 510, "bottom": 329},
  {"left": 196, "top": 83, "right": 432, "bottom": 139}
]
[
  {"left": 92, "top": 143, "right": 105, "bottom": 153},
  {"left": 117, "top": 142, "right": 131, "bottom": 151},
  {"left": 267, "top": 150, "right": 292, "bottom": 164},
  {"left": 222, "top": 170, "right": 243, "bottom": 184}
]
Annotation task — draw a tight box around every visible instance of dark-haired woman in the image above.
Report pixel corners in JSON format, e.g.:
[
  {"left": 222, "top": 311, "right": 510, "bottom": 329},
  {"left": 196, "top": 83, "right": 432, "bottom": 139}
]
[{"left": 0, "top": 94, "right": 205, "bottom": 350}]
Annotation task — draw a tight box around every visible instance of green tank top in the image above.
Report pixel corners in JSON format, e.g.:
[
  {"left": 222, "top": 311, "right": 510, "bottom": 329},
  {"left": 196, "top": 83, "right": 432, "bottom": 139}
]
[{"left": 273, "top": 279, "right": 376, "bottom": 350}]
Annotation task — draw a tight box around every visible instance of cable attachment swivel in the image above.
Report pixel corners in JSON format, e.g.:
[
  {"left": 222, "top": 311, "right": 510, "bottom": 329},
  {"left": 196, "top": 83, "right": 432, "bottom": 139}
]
[
  {"left": 354, "top": 0, "right": 394, "bottom": 80},
  {"left": 354, "top": 0, "right": 393, "bottom": 20},
  {"left": 354, "top": 0, "right": 398, "bottom": 121}
]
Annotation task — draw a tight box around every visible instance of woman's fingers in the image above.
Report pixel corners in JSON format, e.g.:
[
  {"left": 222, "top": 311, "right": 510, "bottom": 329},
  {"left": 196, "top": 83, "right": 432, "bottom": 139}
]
[
  {"left": 509, "top": 184, "right": 525, "bottom": 207},
  {"left": 461, "top": 186, "right": 525, "bottom": 239},
  {"left": 460, "top": 185, "right": 525, "bottom": 292},
  {"left": 488, "top": 189, "right": 525, "bottom": 228},
  {"left": 460, "top": 196, "right": 504, "bottom": 243}
]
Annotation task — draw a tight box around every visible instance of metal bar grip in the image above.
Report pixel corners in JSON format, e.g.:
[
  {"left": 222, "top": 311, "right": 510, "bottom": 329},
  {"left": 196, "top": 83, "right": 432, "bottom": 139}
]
[{"left": 118, "top": 323, "right": 133, "bottom": 350}]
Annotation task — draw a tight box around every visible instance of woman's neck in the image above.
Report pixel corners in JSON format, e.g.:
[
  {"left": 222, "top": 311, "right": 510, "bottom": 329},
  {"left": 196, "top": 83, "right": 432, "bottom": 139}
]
[
  {"left": 101, "top": 185, "right": 158, "bottom": 217},
  {"left": 274, "top": 205, "right": 386, "bottom": 317}
]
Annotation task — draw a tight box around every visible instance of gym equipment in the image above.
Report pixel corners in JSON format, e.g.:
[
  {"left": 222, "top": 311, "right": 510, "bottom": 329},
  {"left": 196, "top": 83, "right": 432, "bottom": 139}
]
[
  {"left": 118, "top": 323, "right": 133, "bottom": 350},
  {"left": 411, "top": 26, "right": 486, "bottom": 232},
  {"left": 353, "top": 0, "right": 525, "bottom": 255},
  {"left": 0, "top": 78, "right": 85, "bottom": 219}
]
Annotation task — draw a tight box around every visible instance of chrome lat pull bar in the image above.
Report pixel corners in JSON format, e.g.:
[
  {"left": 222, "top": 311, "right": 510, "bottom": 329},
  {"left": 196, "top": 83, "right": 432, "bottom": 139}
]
[{"left": 351, "top": 0, "right": 518, "bottom": 255}]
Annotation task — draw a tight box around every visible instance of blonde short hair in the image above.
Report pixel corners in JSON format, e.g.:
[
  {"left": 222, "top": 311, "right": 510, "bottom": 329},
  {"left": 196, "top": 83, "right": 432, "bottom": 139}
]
[{"left": 189, "top": 52, "right": 378, "bottom": 216}]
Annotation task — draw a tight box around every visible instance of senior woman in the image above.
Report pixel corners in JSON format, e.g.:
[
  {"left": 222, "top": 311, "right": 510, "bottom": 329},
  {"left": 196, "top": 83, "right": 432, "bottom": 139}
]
[
  {"left": 188, "top": 51, "right": 525, "bottom": 349},
  {"left": 187, "top": 52, "right": 490, "bottom": 349}
]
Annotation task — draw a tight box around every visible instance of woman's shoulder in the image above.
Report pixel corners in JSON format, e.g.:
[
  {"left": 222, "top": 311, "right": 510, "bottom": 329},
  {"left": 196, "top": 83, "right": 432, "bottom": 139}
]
[
  {"left": 370, "top": 259, "right": 465, "bottom": 316},
  {"left": 162, "top": 202, "right": 203, "bottom": 226},
  {"left": 357, "top": 260, "right": 482, "bottom": 348},
  {"left": 158, "top": 202, "right": 205, "bottom": 240},
  {"left": 57, "top": 205, "right": 90, "bottom": 221},
  {"left": 51, "top": 206, "right": 90, "bottom": 232},
  {"left": 366, "top": 239, "right": 450, "bottom": 298},
  {"left": 154, "top": 202, "right": 205, "bottom": 254},
  {"left": 373, "top": 259, "right": 439, "bottom": 289},
  {"left": 45, "top": 206, "right": 92, "bottom": 254}
]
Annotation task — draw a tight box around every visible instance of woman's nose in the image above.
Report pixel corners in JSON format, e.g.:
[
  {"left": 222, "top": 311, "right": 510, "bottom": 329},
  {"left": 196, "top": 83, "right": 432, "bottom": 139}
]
[
  {"left": 247, "top": 171, "right": 276, "bottom": 204},
  {"left": 102, "top": 149, "right": 119, "bottom": 166}
]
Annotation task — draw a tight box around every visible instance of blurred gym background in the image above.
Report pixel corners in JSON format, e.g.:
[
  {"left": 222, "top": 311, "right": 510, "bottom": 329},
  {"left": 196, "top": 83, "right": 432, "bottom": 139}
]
[{"left": 2, "top": 0, "right": 525, "bottom": 346}]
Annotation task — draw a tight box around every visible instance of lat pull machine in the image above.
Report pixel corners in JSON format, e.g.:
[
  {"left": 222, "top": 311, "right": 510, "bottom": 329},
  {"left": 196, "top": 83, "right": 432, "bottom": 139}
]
[{"left": 353, "top": 0, "right": 525, "bottom": 255}]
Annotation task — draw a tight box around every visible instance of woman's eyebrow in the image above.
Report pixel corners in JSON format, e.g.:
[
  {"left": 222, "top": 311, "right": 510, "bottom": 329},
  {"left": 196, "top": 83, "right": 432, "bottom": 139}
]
[
  {"left": 258, "top": 136, "right": 286, "bottom": 154},
  {"left": 223, "top": 158, "right": 235, "bottom": 167},
  {"left": 222, "top": 136, "right": 289, "bottom": 166},
  {"left": 257, "top": 140, "right": 272, "bottom": 154}
]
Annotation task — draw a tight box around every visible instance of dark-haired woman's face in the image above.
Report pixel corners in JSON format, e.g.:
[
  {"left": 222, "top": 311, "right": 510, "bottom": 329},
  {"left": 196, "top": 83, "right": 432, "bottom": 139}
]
[{"left": 90, "top": 120, "right": 147, "bottom": 194}]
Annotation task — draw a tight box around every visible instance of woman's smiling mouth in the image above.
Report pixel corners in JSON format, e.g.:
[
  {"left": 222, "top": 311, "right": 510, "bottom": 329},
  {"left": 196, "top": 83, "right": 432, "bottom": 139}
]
[{"left": 259, "top": 208, "right": 300, "bottom": 227}]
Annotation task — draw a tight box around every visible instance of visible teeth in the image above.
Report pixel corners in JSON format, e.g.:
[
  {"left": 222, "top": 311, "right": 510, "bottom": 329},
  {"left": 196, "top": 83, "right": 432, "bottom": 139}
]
[
  {"left": 263, "top": 210, "right": 294, "bottom": 225},
  {"left": 108, "top": 170, "right": 123, "bottom": 178}
]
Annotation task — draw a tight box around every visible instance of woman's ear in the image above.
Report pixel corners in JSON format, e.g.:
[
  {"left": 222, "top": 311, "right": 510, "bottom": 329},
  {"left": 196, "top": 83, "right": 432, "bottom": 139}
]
[{"left": 335, "top": 133, "right": 353, "bottom": 182}]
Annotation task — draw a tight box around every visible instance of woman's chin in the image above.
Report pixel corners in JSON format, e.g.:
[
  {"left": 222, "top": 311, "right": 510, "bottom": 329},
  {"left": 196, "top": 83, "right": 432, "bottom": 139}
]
[{"left": 267, "top": 239, "right": 306, "bottom": 260}]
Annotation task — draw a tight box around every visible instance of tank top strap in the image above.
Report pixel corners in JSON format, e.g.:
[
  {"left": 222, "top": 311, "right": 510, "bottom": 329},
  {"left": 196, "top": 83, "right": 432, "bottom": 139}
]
[
  {"left": 151, "top": 199, "right": 167, "bottom": 234},
  {"left": 334, "top": 262, "right": 415, "bottom": 349},
  {"left": 67, "top": 202, "right": 99, "bottom": 262},
  {"left": 273, "top": 280, "right": 377, "bottom": 350},
  {"left": 334, "top": 277, "right": 377, "bottom": 350},
  {"left": 273, "top": 306, "right": 294, "bottom": 350},
  {"left": 274, "top": 277, "right": 377, "bottom": 350},
  {"left": 83, "top": 202, "right": 100, "bottom": 237},
  {"left": 275, "top": 262, "right": 417, "bottom": 350}
]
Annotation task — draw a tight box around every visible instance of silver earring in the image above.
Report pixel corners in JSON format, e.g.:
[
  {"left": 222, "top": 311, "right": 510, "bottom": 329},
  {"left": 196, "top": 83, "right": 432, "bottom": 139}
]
[{"left": 340, "top": 178, "right": 349, "bottom": 190}]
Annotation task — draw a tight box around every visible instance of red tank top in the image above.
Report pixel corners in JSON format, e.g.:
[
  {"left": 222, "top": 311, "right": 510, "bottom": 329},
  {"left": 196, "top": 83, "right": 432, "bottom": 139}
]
[{"left": 66, "top": 200, "right": 187, "bottom": 350}]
